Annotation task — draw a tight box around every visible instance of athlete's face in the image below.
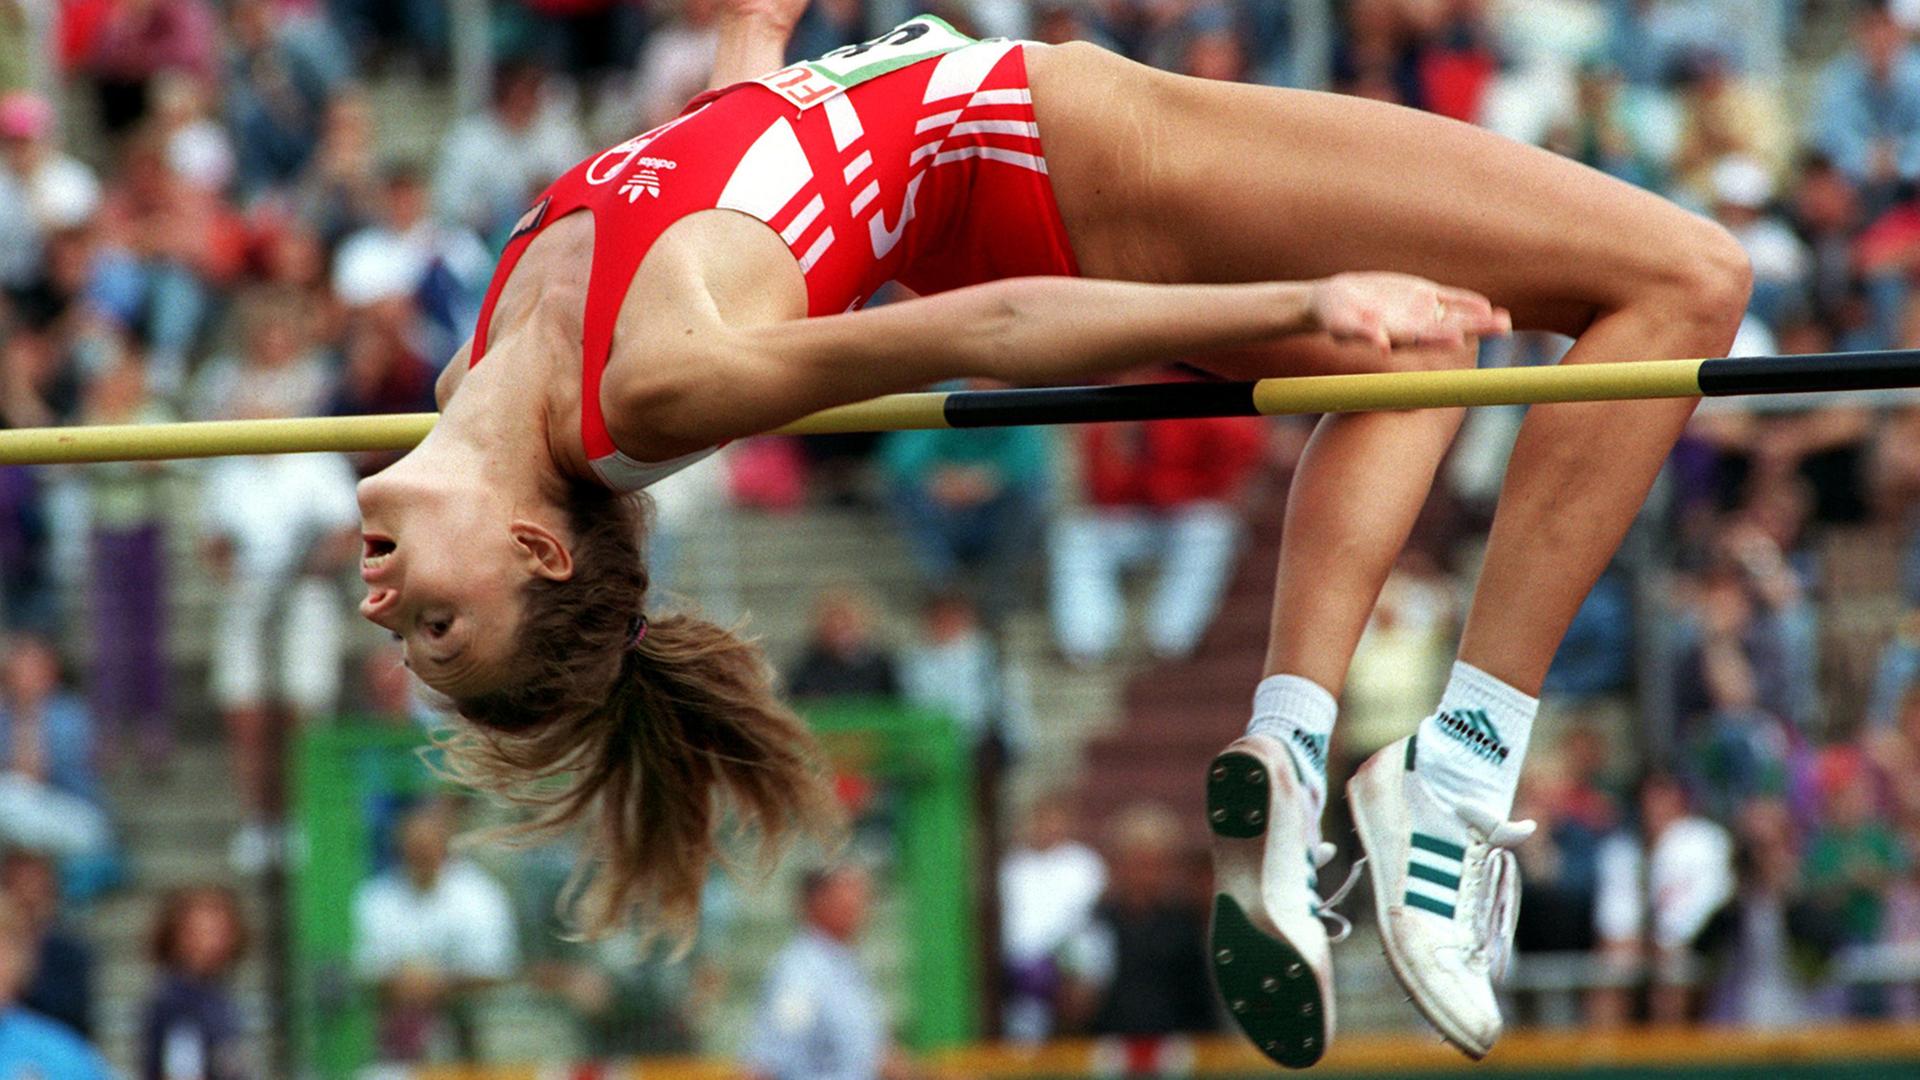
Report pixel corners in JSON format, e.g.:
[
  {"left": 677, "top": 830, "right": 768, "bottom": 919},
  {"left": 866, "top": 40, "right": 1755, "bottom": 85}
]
[{"left": 355, "top": 463, "right": 566, "bottom": 699}]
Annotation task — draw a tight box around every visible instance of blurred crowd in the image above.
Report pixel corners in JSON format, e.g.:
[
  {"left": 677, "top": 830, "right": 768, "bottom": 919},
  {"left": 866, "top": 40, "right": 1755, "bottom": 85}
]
[{"left": 10, "top": 0, "right": 1920, "bottom": 1075}]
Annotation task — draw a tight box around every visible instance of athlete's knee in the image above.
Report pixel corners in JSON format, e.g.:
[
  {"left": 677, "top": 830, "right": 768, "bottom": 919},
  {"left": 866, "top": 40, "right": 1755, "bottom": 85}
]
[
  {"left": 1676, "top": 216, "right": 1753, "bottom": 326},
  {"left": 1624, "top": 212, "right": 1752, "bottom": 341}
]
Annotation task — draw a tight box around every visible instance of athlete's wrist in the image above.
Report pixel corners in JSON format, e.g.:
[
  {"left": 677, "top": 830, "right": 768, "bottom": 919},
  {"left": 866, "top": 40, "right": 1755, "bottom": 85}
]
[
  {"left": 718, "top": 9, "right": 799, "bottom": 40},
  {"left": 1270, "top": 281, "right": 1319, "bottom": 337}
]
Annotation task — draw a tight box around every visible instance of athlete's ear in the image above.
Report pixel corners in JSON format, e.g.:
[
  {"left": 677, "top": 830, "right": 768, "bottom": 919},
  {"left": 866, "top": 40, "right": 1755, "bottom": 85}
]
[{"left": 510, "top": 521, "right": 574, "bottom": 581}]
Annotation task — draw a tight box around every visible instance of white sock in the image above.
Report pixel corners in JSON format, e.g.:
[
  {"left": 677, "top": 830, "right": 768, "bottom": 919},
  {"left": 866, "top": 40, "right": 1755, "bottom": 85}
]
[
  {"left": 1245, "top": 673, "right": 1337, "bottom": 817},
  {"left": 1413, "top": 661, "right": 1537, "bottom": 827}
]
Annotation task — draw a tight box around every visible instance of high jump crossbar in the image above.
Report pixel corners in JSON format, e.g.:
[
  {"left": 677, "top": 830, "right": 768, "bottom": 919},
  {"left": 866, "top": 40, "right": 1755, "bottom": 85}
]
[{"left": 2, "top": 350, "right": 1916, "bottom": 466}]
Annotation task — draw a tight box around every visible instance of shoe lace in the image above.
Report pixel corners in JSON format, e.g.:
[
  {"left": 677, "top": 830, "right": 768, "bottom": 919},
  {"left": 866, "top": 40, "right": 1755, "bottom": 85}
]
[
  {"left": 1309, "top": 841, "right": 1366, "bottom": 944},
  {"left": 1458, "top": 813, "right": 1534, "bottom": 982}
]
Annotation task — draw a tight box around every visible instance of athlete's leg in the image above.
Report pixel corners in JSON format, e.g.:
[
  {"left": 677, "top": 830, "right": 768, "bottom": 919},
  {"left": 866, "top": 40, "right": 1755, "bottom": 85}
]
[
  {"left": 1030, "top": 41, "right": 1749, "bottom": 697},
  {"left": 1027, "top": 42, "right": 1749, "bottom": 1062}
]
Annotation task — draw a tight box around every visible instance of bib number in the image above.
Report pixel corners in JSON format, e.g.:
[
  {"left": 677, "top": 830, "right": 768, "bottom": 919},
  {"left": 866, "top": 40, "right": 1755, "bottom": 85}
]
[{"left": 757, "top": 16, "right": 976, "bottom": 109}]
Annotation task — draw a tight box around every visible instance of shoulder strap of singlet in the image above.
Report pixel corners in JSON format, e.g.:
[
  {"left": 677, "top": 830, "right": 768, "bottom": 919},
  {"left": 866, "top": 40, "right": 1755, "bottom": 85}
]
[
  {"left": 469, "top": 193, "right": 565, "bottom": 366},
  {"left": 470, "top": 98, "right": 727, "bottom": 469},
  {"left": 467, "top": 197, "right": 636, "bottom": 463}
]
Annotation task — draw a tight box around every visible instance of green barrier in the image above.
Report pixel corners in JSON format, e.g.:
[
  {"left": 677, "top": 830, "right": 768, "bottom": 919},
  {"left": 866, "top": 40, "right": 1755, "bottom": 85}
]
[{"left": 289, "top": 701, "right": 976, "bottom": 1079}]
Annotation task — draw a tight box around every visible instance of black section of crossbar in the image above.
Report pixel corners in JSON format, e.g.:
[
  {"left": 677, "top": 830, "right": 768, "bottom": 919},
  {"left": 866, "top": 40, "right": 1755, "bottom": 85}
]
[
  {"left": 1699, "top": 349, "right": 1920, "bottom": 397},
  {"left": 941, "top": 380, "right": 1261, "bottom": 428}
]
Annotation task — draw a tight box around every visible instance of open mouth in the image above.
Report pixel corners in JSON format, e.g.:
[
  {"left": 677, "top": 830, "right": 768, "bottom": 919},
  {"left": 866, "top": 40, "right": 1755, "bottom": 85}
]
[{"left": 362, "top": 534, "right": 397, "bottom": 570}]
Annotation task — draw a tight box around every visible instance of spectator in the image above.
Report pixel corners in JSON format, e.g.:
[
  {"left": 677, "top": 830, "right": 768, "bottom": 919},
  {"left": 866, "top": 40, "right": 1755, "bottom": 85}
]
[
  {"left": 187, "top": 286, "right": 332, "bottom": 423},
  {"left": 785, "top": 587, "right": 900, "bottom": 701},
  {"left": 149, "top": 72, "right": 233, "bottom": 194},
  {"left": 511, "top": 0, "right": 648, "bottom": 94},
  {"left": 1802, "top": 749, "right": 1907, "bottom": 996},
  {"left": 745, "top": 864, "right": 912, "bottom": 1080},
  {"left": 1707, "top": 797, "right": 1829, "bottom": 1027},
  {"left": 624, "top": 0, "right": 720, "bottom": 131},
  {"left": 1670, "top": 541, "right": 1818, "bottom": 742},
  {"left": 141, "top": 885, "right": 251, "bottom": 1080},
  {"left": 1708, "top": 156, "right": 1809, "bottom": 331},
  {"left": 900, "top": 589, "right": 1030, "bottom": 752},
  {"left": 1806, "top": 0, "right": 1920, "bottom": 203},
  {"left": 293, "top": 91, "right": 382, "bottom": 247},
  {"left": 1788, "top": 154, "right": 1865, "bottom": 331},
  {"left": 1669, "top": 49, "right": 1793, "bottom": 206},
  {"left": 94, "top": 130, "right": 247, "bottom": 394},
  {"left": 331, "top": 161, "right": 489, "bottom": 361},
  {"left": 788, "top": 0, "right": 869, "bottom": 66},
  {"left": 1592, "top": 773, "right": 1736, "bottom": 1025},
  {"left": 1608, "top": 0, "right": 1751, "bottom": 86},
  {"left": 329, "top": 0, "right": 446, "bottom": 64},
  {"left": 1065, "top": 803, "right": 1214, "bottom": 1038},
  {"left": 1000, "top": 794, "right": 1106, "bottom": 1043},
  {"left": 223, "top": 0, "right": 352, "bottom": 196},
  {"left": 0, "top": 635, "right": 114, "bottom": 873},
  {"left": 1048, "top": 405, "right": 1263, "bottom": 666},
  {"left": 520, "top": 840, "right": 729, "bottom": 1059},
  {"left": 1511, "top": 760, "right": 1606, "bottom": 960},
  {"left": 1340, "top": 551, "right": 1458, "bottom": 758},
  {"left": 0, "top": 848, "right": 94, "bottom": 1039},
  {"left": 80, "top": 348, "right": 174, "bottom": 766},
  {"left": 80, "top": 0, "right": 220, "bottom": 135},
  {"left": 433, "top": 59, "right": 587, "bottom": 240},
  {"left": 0, "top": 468, "right": 54, "bottom": 635},
  {"left": 1547, "top": 60, "right": 1667, "bottom": 191},
  {"left": 882, "top": 416, "right": 1051, "bottom": 621},
  {"left": 198, "top": 439, "right": 358, "bottom": 873},
  {"left": 528, "top": 912, "right": 717, "bottom": 1058},
  {"left": 352, "top": 804, "right": 517, "bottom": 1066},
  {"left": 0, "top": 90, "right": 101, "bottom": 293},
  {"left": 0, "top": 893, "right": 111, "bottom": 1080},
  {"left": 1866, "top": 684, "right": 1920, "bottom": 828}
]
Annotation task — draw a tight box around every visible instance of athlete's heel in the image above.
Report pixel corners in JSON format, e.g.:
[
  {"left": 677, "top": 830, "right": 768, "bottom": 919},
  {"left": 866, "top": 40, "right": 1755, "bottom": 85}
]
[{"left": 1207, "top": 750, "right": 1270, "bottom": 840}]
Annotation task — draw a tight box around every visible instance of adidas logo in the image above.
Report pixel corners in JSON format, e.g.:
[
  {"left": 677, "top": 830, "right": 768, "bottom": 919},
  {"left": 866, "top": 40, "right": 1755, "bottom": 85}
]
[
  {"left": 1435, "top": 708, "right": 1508, "bottom": 764},
  {"left": 1289, "top": 728, "right": 1328, "bottom": 774},
  {"left": 620, "top": 169, "right": 662, "bottom": 202}
]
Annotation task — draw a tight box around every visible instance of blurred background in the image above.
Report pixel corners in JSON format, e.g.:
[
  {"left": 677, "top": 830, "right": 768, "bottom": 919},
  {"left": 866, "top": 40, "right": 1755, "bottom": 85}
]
[{"left": 8, "top": 0, "right": 1920, "bottom": 1077}]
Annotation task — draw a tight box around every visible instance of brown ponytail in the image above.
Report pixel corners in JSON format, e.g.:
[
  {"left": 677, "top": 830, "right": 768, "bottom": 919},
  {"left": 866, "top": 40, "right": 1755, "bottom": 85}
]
[{"left": 438, "top": 485, "right": 841, "bottom": 946}]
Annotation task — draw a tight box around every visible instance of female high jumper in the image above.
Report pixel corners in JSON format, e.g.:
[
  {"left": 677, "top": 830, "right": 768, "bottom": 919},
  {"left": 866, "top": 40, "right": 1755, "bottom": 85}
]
[{"left": 353, "top": 0, "right": 1749, "bottom": 1067}]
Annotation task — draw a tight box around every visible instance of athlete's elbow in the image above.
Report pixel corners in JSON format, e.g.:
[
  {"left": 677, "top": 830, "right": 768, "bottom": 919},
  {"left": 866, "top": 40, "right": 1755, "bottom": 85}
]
[{"left": 967, "top": 278, "right": 1056, "bottom": 378}]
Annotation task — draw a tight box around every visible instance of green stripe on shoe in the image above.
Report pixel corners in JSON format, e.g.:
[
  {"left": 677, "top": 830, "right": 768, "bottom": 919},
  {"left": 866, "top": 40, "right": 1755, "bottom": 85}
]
[
  {"left": 1410, "top": 832, "right": 1466, "bottom": 861},
  {"left": 1405, "top": 892, "right": 1456, "bottom": 918},
  {"left": 1407, "top": 863, "right": 1461, "bottom": 890}
]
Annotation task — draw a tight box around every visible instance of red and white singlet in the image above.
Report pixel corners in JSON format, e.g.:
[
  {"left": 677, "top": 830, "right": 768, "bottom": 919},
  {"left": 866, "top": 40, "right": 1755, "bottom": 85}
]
[{"left": 468, "top": 17, "right": 1081, "bottom": 491}]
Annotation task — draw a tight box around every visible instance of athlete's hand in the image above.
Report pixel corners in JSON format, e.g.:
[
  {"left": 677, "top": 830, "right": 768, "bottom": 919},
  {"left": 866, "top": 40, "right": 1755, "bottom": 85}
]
[{"left": 1308, "top": 272, "right": 1511, "bottom": 351}]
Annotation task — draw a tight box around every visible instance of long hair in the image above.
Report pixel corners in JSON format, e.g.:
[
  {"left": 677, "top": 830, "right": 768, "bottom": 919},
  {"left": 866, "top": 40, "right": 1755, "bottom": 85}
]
[{"left": 438, "top": 484, "right": 841, "bottom": 947}]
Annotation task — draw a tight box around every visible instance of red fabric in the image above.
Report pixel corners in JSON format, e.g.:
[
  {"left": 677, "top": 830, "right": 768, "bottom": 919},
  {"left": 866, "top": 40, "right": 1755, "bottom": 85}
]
[
  {"left": 1420, "top": 50, "right": 1495, "bottom": 124},
  {"left": 82, "top": 0, "right": 219, "bottom": 82},
  {"left": 1079, "top": 415, "right": 1266, "bottom": 510},
  {"left": 1855, "top": 201, "right": 1920, "bottom": 273},
  {"left": 469, "top": 40, "right": 1078, "bottom": 483},
  {"left": 59, "top": 0, "right": 116, "bottom": 70}
]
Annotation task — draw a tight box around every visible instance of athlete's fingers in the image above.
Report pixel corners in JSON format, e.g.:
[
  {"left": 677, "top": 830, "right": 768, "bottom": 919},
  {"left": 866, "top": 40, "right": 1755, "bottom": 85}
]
[
  {"left": 1441, "top": 303, "right": 1511, "bottom": 337},
  {"left": 1437, "top": 287, "right": 1497, "bottom": 315}
]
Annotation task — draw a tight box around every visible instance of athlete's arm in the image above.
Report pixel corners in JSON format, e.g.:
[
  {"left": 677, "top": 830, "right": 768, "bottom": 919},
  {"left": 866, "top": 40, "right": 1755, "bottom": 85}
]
[
  {"left": 632, "top": 272, "right": 1507, "bottom": 449},
  {"left": 709, "top": 0, "right": 807, "bottom": 88}
]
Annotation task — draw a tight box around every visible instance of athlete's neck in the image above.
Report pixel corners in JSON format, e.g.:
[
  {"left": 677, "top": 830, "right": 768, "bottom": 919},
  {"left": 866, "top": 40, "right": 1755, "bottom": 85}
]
[{"left": 429, "top": 322, "right": 590, "bottom": 498}]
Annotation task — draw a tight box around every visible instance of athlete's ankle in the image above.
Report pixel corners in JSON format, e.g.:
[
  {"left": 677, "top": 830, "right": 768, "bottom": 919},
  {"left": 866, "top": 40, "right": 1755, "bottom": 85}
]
[
  {"left": 1246, "top": 673, "right": 1336, "bottom": 817},
  {"left": 1412, "top": 661, "right": 1537, "bottom": 826}
]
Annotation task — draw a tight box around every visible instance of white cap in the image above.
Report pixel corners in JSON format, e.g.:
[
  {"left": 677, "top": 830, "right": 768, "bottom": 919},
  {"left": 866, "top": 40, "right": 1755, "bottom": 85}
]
[{"left": 1712, "top": 155, "right": 1773, "bottom": 209}]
